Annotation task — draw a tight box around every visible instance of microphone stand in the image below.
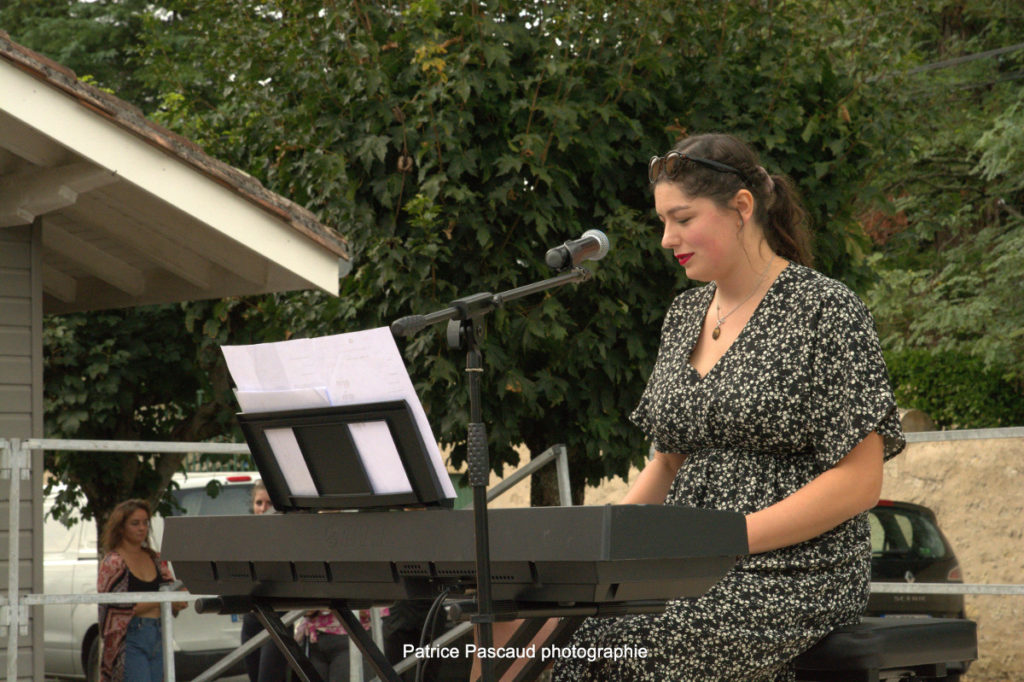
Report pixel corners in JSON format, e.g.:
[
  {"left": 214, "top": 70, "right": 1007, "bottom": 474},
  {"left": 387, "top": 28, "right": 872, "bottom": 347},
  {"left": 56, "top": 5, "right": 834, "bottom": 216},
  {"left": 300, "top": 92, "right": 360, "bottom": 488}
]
[{"left": 391, "top": 265, "right": 592, "bottom": 682}]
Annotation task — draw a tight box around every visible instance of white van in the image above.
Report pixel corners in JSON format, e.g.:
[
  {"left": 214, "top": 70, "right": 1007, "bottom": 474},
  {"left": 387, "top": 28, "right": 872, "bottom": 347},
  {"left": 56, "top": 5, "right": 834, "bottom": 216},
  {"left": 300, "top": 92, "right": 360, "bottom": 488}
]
[{"left": 44, "top": 472, "right": 259, "bottom": 681}]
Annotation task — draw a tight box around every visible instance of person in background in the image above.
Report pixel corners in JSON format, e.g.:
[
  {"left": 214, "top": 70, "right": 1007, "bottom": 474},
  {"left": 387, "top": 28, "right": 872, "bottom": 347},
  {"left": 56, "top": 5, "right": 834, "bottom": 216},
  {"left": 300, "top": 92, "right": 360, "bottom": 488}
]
[
  {"left": 240, "top": 480, "right": 292, "bottom": 682},
  {"left": 98, "top": 498, "right": 186, "bottom": 682},
  {"left": 295, "top": 608, "right": 377, "bottom": 682}
]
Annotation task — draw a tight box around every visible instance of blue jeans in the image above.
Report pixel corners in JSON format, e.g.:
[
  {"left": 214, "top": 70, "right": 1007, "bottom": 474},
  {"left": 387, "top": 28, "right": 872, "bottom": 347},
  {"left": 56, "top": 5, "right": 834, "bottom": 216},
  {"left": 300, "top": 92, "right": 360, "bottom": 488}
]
[{"left": 124, "top": 617, "right": 163, "bottom": 682}]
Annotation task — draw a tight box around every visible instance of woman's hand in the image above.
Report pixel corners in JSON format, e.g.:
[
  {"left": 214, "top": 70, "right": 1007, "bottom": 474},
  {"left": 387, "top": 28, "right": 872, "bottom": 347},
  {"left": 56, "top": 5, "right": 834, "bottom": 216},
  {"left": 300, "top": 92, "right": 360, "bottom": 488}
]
[{"left": 620, "top": 450, "right": 687, "bottom": 505}]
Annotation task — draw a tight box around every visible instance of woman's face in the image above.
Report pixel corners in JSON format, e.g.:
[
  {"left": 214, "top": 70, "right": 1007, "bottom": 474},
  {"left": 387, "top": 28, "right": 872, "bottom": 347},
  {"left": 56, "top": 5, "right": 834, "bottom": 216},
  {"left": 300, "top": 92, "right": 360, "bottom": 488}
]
[
  {"left": 654, "top": 181, "right": 743, "bottom": 283},
  {"left": 252, "top": 489, "right": 273, "bottom": 515},
  {"left": 123, "top": 508, "right": 150, "bottom": 547}
]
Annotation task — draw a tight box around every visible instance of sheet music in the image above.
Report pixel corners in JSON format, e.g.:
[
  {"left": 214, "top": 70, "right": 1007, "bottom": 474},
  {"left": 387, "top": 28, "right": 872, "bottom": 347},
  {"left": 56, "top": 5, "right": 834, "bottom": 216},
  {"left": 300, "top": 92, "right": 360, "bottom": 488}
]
[
  {"left": 233, "top": 387, "right": 331, "bottom": 413},
  {"left": 221, "top": 328, "right": 455, "bottom": 499}
]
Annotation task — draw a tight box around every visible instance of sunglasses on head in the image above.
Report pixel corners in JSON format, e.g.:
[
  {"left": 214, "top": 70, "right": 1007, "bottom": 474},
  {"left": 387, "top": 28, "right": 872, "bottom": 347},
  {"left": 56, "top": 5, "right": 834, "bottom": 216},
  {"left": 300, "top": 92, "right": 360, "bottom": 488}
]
[{"left": 648, "top": 151, "right": 748, "bottom": 185}]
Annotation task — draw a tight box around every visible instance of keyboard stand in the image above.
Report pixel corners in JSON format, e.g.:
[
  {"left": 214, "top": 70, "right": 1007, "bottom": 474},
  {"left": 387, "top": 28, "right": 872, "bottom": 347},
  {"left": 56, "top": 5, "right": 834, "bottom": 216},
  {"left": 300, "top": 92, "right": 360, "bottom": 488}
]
[
  {"left": 252, "top": 601, "right": 325, "bottom": 682},
  {"left": 252, "top": 599, "right": 403, "bottom": 682},
  {"left": 200, "top": 593, "right": 676, "bottom": 682},
  {"left": 500, "top": 615, "right": 587, "bottom": 681},
  {"left": 453, "top": 599, "right": 670, "bottom": 682}
]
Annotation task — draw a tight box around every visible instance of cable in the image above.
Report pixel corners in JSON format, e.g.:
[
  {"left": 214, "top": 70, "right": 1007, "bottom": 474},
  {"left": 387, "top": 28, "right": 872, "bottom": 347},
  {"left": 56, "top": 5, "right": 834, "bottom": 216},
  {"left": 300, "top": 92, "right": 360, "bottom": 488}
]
[
  {"left": 415, "top": 589, "right": 451, "bottom": 682},
  {"left": 902, "top": 69, "right": 1024, "bottom": 97},
  {"left": 869, "top": 41, "right": 1024, "bottom": 83},
  {"left": 906, "top": 41, "right": 1024, "bottom": 75}
]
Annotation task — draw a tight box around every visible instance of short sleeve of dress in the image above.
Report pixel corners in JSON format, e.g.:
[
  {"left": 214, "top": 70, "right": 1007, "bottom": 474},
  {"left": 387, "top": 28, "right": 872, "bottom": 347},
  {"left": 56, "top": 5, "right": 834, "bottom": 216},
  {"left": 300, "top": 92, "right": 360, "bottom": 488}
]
[
  {"left": 807, "top": 286, "right": 905, "bottom": 468},
  {"left": 629, "top": 291, "right": 693, "bottom": 453}
]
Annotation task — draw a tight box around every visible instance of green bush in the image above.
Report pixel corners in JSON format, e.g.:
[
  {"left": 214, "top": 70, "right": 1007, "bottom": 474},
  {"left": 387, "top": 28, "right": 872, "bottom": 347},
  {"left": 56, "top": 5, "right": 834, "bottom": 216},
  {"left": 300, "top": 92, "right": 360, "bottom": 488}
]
[{"left": 885, "top": 348, "right": 1024, "bottom": 429}]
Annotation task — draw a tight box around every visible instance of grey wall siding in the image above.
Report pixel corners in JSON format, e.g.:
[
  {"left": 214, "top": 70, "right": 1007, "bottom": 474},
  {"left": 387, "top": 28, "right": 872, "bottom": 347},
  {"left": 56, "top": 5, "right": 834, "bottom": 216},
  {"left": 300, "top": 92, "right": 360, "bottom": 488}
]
[{"left": 0, "top": 223, "right": 45, "bottom": 680}]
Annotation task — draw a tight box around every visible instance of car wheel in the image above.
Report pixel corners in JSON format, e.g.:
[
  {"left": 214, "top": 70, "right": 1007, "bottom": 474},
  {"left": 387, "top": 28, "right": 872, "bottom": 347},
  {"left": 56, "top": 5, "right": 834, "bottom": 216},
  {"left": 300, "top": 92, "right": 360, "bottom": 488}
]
[{"left": 86, "top": 635, "right": 101, "bottom": 682}]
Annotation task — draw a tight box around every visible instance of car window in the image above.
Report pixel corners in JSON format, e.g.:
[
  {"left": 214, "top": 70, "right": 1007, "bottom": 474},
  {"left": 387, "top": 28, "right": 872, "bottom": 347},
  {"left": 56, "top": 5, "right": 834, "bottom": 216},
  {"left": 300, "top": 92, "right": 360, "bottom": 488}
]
[
  {"left": 869, "top": 507, "right": 948, "bottom": 559},
  {"left": 906, "top": 513, "right": 947, "bottom": 559},
  {"left": 171, "top": 484, "right": 253, "bottom": 517}
]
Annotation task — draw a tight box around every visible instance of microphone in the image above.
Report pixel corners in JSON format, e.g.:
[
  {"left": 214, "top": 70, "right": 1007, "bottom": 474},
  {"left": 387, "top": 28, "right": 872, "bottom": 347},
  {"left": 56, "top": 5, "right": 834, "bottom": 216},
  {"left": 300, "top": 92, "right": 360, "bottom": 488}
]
[
  {"left": 390, "top": 315, "right": 428, "bottom": 337},
  {"left": 544, "top": 229, "right": 611, "bottom": 270}
]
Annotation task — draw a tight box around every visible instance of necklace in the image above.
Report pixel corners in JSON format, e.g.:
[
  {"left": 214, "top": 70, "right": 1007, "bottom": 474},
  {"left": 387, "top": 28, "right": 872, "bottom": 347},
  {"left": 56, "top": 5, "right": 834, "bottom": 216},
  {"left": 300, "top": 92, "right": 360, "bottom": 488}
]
[{"left": 712, "top": 258, "right": 774, "bottom": 340}]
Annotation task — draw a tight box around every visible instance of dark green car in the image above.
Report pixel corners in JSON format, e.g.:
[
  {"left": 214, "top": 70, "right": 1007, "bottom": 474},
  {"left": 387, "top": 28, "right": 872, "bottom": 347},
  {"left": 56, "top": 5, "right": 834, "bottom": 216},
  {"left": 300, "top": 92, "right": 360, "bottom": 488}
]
[{"left": 867, "top": 499, "right": 966, "bottom": 619}]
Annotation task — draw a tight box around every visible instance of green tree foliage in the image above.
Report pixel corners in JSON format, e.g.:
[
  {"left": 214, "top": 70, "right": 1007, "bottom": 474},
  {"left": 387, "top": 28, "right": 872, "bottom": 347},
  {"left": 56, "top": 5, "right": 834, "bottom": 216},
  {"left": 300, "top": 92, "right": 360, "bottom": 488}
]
[
  {"left": 852, "top": 0, "right": 1024, "bottom": 421},
  {"left": 130, "top": 0, "right": 879, "bottom": 503},
  {"left": 10, "top": 0, "right": 884, "bottom": 516},
  {"left": 0, "top": 0, "right": 155, "bottom": 103},
  {"left": 43, "top": 307, "right": 201, "bottom": 526},
  {"left": 42, "top": 299, "right": 288, "bottom": 529}
]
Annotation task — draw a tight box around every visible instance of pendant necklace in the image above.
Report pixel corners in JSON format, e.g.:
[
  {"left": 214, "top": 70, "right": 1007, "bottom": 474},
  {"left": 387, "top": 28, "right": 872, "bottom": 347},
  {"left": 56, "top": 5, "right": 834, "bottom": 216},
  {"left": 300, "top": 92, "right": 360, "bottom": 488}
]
[{"left": 712, "top": 258, "right": 774, "bottom": 341}]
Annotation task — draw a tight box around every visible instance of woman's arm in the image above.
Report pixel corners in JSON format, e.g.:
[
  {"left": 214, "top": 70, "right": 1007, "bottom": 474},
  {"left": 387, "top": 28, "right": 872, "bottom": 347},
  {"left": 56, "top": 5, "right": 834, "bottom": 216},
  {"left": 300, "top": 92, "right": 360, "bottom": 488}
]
[
  {"left": 158, "top": 558, "right": 189, "bottom": 615},
  {"left": 745, "top": 431, "right": 883, "bottom": 555},
  {"left": 620, "top": 450, "right": 687, "bottom": 505}
]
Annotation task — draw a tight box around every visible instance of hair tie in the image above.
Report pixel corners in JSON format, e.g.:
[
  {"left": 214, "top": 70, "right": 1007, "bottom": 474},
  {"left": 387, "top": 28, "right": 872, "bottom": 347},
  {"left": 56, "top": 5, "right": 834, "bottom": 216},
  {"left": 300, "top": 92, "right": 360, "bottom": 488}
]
[{"left": 758, "top": 166, "right": 775, "bottom": 194}]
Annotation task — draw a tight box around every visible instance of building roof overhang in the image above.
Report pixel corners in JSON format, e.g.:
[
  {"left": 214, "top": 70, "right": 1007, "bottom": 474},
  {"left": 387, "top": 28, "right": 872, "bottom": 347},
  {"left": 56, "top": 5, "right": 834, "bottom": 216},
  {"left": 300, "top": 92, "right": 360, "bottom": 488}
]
[{"left": 0, "top": 31, "right": 349, "bottom": 313}]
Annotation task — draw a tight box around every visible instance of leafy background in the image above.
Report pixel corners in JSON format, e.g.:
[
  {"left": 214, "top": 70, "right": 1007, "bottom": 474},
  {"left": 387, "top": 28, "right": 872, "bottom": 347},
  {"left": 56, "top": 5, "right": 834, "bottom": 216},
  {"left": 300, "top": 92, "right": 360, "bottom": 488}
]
[{"left": 1, "top": 0, "right": 1020, "bottom": 527}]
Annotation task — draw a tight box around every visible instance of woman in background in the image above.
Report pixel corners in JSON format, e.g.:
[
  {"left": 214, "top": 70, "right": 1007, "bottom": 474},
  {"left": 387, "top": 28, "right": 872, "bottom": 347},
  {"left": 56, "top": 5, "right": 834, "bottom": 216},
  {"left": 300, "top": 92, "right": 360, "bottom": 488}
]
[
  {"left": 294, "top": 609, "right": 367, "bottom": 682},
  {"left": 98, "top": 498, "right": 185, "bottom": 682},
  {"left": 240, "top": 480, "right": 292, "bottom": 682}
]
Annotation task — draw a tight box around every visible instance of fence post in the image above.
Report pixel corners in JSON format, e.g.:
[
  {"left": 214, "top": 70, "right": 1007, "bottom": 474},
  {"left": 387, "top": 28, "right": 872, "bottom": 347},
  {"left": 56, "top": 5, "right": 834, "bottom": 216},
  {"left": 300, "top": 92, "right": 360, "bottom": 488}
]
[
  {"left": 2, "top": 438, "right": 30, "bottom": 680},
  {"left": 159, "top": 583, "right": 179, "bottom": 681},
  {"left": 349, "top": 609, "right": 364, "bottom": 681},
  {"left": 555, "top": 444, "right": 571, "bottom": 506}
]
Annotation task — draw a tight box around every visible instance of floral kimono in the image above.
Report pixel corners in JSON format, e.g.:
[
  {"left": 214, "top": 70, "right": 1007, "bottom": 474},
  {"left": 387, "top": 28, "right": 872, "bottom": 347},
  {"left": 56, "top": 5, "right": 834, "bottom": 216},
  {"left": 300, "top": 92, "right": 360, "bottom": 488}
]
[{"left": 97, "top": 550, "right": 164, "bottom": 682}]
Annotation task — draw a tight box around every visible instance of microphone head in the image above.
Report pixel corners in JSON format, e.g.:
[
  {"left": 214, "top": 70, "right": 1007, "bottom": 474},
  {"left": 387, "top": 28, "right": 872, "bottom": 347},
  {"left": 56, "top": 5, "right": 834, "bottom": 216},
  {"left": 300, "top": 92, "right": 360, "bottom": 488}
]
[
  {"left": 544, "top": 229, "right": 612, "bottom": 270},
  {"left": 581, "top": 229, "right": 611, "bottom": 261},
  {"left": 390, "top": 315, "right": 427, "bottom": 337}
]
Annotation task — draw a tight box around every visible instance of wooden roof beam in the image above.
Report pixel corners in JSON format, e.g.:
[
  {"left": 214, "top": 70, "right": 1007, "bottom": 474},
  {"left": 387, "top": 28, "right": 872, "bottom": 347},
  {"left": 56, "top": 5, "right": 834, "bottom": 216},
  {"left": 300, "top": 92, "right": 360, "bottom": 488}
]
[
  {"left": 0, "top": 161, "right": 118, "bottom": 227},
  {"left": 0, "top": 110, "right": 68, "bottom": 166},
  {"left": 41, "top": 264, "right": 76, "bottom": 303},
  {"left": 42, "top": 221, "right": 145, "bottom": 297},
  {"left": 59, "top": 197, "right": 212, "bottom": 290}
]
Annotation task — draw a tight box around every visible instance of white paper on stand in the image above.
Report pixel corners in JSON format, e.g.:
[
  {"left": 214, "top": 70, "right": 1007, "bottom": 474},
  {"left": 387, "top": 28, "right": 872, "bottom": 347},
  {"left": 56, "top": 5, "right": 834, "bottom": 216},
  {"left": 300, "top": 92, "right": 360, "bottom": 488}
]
[
  {"left": 233, "top": 387, "right": 331, "bottom": 413},
  {"left": 221, "top": 328, "right": 455, "bottom": 499}
]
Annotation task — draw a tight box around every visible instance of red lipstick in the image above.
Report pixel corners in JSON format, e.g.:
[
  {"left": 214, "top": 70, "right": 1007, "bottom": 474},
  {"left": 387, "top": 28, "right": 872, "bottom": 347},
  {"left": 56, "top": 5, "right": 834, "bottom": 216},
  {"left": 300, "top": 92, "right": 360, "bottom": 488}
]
[{"left": 676, "top": 253, "right": 693, "bottom": 266}]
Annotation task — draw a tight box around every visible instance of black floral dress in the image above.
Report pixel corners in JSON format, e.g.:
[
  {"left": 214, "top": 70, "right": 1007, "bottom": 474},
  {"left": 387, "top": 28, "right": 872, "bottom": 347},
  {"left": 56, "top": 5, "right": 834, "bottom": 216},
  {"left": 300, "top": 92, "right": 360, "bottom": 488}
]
[{"left": 551, "top": 263, "right": 905, "bottom": 682}]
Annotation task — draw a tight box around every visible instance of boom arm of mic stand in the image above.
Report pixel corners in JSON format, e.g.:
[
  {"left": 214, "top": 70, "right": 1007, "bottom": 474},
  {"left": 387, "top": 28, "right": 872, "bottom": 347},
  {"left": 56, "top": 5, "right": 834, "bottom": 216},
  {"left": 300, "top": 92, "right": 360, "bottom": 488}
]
[{"left": 390, "top": 267, "right": 591, "bottom": 337}]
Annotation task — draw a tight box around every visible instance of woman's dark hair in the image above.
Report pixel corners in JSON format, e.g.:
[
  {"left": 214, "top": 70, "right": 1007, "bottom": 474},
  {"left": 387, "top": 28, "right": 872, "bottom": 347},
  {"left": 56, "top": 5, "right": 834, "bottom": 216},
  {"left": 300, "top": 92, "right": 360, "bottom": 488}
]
[
  {"left": 100, "top": 498, "right": 156, "bottom": 558},
  {"left": 653, "top": 133, "right": 813, "bottom": 266}
]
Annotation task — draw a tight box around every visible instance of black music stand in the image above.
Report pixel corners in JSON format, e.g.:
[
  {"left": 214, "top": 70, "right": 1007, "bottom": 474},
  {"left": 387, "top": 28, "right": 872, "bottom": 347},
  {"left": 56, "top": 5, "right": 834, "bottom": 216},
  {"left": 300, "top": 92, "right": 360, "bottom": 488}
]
[
  {"left": 234, "top": 399, "right": 454, "bottom": 682},
  {"left": 237, "top": 400, "right": 454, "bottom": 512}
]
